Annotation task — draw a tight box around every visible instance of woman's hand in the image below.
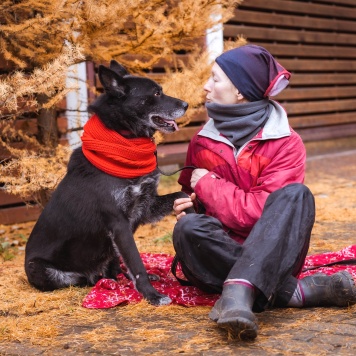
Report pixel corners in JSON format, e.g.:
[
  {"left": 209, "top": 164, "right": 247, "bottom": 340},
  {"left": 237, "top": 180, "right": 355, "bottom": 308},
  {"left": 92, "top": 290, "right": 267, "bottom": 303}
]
[{"left": 173, "top": 193, "right": 196, "bottom": 221}]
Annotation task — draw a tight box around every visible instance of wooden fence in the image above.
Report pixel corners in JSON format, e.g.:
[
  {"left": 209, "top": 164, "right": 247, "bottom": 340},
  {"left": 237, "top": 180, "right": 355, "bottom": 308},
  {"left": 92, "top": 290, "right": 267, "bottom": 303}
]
[{"left": 1, "top": 0, "right": 356, "bottom": 224}]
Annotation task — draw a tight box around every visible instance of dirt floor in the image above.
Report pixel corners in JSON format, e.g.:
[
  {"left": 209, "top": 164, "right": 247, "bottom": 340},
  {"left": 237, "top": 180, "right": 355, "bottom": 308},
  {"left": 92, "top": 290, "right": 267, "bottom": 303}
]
[{"left": 1, "top": 142, "right": 356, "bottom": 355}]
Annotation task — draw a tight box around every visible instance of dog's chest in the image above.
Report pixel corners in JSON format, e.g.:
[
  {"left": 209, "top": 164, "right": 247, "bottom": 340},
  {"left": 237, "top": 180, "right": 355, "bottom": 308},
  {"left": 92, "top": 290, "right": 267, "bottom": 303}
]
[{"left": 111, "top": 175, "right": 158, "bottom": 223}]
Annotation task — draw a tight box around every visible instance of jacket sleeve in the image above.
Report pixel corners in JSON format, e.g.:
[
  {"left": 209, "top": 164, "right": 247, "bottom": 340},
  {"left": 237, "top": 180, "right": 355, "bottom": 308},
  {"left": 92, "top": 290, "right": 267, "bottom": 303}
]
[
  {"left": 194, "top": 134, "right": 306, "bottom": 232},
  {"left": 178, "top": 136, "right": 206, "bottom": 213},
  {"left": 178, "top": 141, "right": 195, "bottom": 196}
]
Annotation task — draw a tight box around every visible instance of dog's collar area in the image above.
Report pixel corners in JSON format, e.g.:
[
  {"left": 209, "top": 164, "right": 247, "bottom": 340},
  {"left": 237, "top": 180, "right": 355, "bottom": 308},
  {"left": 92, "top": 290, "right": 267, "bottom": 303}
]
[{"left": 81, "top": 115, "right": 157, "bottom": 178}]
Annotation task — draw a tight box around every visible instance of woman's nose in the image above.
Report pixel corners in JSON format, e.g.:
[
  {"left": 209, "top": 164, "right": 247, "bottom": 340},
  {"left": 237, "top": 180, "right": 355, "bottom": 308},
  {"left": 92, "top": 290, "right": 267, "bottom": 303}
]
[{"left": 203, "top": 78, "right": 212, "bottom": 92}]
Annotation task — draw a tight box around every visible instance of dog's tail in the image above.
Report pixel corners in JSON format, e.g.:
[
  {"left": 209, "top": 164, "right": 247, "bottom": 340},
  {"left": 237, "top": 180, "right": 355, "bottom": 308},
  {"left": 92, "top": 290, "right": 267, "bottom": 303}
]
[{"left": 26, "top": 258, "right": 88, "bottom": 291}]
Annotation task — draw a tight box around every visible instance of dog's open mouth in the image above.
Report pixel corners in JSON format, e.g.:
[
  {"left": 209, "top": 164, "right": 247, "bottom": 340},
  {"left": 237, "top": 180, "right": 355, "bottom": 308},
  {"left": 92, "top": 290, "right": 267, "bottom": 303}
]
[{"left": 152, "top": 116, "right": 179, "bottom": 132}]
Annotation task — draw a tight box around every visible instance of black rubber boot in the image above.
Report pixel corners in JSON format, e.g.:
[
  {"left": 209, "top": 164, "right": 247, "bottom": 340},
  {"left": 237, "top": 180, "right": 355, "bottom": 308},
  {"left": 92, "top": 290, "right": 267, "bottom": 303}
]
[
  {"left": 299, "top": 271, "right": 356, "bottom": 307},
  {"left": 209, "top": 284, "right": 258, "bottom": 340}
]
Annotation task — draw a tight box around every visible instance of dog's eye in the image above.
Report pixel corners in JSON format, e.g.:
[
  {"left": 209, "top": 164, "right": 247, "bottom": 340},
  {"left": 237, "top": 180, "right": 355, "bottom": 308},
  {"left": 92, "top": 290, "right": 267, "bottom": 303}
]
[{"left": 154, "top": 91, "right": 161, "bottom": 96}]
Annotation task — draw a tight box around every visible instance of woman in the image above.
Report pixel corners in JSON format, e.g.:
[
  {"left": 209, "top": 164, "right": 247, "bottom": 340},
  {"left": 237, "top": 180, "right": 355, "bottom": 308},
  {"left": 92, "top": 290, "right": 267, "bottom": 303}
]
[{"left": 172, "top": 44, "right": 356, "bottom": 340}]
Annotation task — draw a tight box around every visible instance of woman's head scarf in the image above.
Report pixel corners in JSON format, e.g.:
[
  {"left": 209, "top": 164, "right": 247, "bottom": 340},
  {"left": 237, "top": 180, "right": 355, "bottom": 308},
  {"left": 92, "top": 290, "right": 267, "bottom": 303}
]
[{"left": 215, "top": 45, "right": 291, "bottom": 101}]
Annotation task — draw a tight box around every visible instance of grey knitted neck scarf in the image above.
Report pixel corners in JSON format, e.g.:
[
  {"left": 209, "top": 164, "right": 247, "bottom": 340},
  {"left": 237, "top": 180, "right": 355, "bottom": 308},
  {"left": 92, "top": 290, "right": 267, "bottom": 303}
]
[{"left": 205, "top": 99, "right": 272, "bottom": 148}]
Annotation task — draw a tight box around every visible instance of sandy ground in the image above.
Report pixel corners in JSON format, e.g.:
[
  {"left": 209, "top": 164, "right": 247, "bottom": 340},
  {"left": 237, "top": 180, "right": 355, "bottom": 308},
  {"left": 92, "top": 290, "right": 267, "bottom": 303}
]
[{"left": 1, "top": 145, "right": 356, "bottom": 355}]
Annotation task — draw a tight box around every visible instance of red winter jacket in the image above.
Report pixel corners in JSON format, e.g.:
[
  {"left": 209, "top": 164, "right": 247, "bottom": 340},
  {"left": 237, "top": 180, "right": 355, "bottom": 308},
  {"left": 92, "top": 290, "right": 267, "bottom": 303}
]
[{"left": 178, "top": 101, "right": 306, "bottom": 244}]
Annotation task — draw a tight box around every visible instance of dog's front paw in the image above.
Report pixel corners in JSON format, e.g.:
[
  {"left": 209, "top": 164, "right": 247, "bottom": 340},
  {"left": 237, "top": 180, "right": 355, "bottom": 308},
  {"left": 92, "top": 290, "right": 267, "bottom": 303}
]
[
  {"left": 155, "top": 295, "right": 172, "bottom": 306},
  {"left": 184, "top": 206, "right": 196, "bottom": 214},
  {"left": 147, "top": 292, "right": 172, "bottom": 306}
]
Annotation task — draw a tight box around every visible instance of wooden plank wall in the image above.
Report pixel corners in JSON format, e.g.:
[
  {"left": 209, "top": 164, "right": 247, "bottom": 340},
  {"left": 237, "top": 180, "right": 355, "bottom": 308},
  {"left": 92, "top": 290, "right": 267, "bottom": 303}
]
[
  {"left": 157, "top": 0, "right": 356, "bottom": 164},
  {"left": 0, "top": 191, "right": 41, "bottom": 225},
  {"left": 226, "top": 0, "right": 356, "bottom": 142}
]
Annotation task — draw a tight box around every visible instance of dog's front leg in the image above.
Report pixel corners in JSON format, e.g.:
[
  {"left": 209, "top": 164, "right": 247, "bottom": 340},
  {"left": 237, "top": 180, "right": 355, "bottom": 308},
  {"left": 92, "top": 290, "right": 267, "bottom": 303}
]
[
  {"left": 150, "top": 192, "right": 195, "bottom": 220},
  {"left": 111, "top": 222, "right": 171, "bottom": 306}
]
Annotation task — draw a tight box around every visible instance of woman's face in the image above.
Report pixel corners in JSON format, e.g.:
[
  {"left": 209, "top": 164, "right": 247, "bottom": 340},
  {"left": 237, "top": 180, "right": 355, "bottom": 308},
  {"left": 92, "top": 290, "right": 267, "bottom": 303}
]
[{"left": 204, "top": 63, "right": 245, "bottom": 105}]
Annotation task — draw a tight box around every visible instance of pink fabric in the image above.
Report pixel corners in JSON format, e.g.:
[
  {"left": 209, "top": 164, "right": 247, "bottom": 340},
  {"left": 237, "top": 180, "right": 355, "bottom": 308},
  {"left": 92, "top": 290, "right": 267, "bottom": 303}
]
[
  {"left": 82, "top": 246, "right": 356, "bottom": 309},
  {"left": 299, "top": 244, "right": 356, "bottom": 278}
]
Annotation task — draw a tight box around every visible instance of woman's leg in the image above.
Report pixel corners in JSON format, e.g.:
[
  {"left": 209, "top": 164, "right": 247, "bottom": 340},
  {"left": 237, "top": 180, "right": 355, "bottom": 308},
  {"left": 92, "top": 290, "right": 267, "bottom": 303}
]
[
  {"left": 173, "top": 183, "right": 315, "bottom": 340},
  {"left": 226, "top": 183, "right": 315, "bottom": 306},
  {"left": 173, "top": 183, "right": 315, "bottom": 305},
  {"left": 173, "top": 213, "right": 241, "bottom": 293},
  {"left": 209, "top": 183, "right": 315, "bottom": 339}
]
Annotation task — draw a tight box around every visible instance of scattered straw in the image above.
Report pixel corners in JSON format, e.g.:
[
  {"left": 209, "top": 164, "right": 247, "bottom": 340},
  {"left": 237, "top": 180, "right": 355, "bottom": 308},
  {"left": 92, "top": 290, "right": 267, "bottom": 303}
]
[{"left": 1, "top": 165, "right": 356, "bottom": 353}]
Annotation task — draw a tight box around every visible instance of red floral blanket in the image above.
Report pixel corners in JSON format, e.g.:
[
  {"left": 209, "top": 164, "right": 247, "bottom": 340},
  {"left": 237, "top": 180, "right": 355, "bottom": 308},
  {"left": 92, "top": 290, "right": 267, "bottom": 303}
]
[{"left": 82, "top": 245, "right": 356, "bottom": 309}]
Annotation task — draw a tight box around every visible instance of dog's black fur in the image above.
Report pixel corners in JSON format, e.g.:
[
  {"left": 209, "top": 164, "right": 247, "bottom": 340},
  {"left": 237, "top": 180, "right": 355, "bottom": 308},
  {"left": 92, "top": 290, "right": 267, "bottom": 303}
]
[{"left": 25, "top": 60, "right": 194, "bottom": 305}]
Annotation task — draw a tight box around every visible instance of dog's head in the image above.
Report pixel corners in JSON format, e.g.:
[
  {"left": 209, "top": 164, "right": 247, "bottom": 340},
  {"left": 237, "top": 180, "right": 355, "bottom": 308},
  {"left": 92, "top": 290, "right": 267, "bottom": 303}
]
[{"left": 88, "top": 60, "right": 188, "bottom": 138}]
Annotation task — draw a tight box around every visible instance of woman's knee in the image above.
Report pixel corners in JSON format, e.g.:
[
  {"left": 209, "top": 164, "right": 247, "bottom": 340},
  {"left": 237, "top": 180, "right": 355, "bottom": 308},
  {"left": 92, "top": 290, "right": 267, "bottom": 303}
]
[
  {"left": 173, "top": 214, "right": 203, "bottom": 248},
  {"left": 173, "top": 214, "right": 219, "bottom": 253},
  {"left": 174, "top": 213, "right": 196, "bottom": 234},
  {"left": 284, "top": 183, "right": 312, "bottom": 196},
  {"left": 268, "top": 183, "right": 314, "bottom": 206}
]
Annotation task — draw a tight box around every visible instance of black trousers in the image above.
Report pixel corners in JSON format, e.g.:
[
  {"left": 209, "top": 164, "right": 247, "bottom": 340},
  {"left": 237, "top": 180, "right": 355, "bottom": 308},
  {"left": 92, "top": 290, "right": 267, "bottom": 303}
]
[{"left": 172, "top": 183, "right": 315, "bottom": 311}]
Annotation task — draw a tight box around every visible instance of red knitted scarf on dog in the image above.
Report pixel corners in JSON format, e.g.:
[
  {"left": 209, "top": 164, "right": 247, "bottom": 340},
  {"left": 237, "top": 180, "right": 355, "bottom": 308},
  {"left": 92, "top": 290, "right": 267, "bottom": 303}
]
[{"left": 81, "top": 115, "right": 157, "bottom": 178}]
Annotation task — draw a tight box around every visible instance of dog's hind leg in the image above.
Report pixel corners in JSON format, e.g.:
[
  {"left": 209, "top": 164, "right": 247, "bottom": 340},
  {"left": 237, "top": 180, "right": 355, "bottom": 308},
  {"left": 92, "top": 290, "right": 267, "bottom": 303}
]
[
  {"left": 103, "top": 256, "right": 125, "bottom": 280},
  {"left": 25, "top": 258, "right": 89, "bottom": 291},
  {"left": 110, "top": 221, "right": 171, "bottom": 306}
]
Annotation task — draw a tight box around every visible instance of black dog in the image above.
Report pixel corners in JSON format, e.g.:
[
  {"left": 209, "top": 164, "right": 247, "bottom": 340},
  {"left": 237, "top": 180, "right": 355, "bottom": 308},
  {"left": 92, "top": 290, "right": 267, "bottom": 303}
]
[{"left": 25, "top": 60, "right": 193, "bottom": 305}]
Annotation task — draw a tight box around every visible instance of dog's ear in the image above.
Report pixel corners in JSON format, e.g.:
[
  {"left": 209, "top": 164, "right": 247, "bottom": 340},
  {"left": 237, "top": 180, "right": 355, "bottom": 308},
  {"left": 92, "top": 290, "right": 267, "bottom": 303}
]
[
  {"left": 109, "top": 60, "right": 129, "bottom": 77},
  {"left": 98, "top": 65, "right": 126, "bottom": 96}
]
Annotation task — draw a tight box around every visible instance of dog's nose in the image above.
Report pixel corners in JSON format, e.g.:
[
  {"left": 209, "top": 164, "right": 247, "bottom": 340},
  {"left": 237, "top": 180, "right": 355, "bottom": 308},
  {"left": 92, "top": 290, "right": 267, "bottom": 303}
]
[{"left": 183, "top": 101, "right": 189, "bottom": 110}]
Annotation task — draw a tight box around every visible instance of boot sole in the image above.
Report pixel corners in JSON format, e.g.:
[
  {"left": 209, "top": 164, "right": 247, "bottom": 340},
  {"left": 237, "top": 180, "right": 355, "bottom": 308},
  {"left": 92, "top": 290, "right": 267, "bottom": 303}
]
[{"left": 217, "top": 316, "right": 258, "bottom": 340}]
